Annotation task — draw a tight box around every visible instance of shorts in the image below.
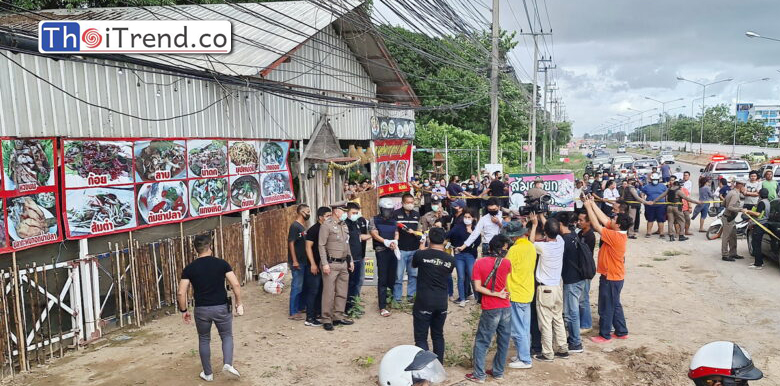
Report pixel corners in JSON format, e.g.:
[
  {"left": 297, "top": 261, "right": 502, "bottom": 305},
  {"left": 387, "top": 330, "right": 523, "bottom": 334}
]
[
  {"left": 691, "top": 203, "right": 710, "bottom": 219},
  {"left": 662, "top": 176, "right": 670, "bottom": 183},
  {"left": 644, "top": 204, "right": 667, "bottom": 223}
]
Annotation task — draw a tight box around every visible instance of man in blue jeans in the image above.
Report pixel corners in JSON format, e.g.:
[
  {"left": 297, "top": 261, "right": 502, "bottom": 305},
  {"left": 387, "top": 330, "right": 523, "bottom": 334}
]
[
  {"left": 394, "top": 193, "right": 421, "bottom": 302},
  {"left": 465, "top": 235, "right": 512, "bottom": 383},
  {"left": 503, "top": 221, "right": 536, "bottom": 369},
  {"left": 559, "top": 213, "right": 589, "bottom": 353},
  {"left": 287, "top": 204, "right": 311, "bottom": 320},
  {"left": 576, "top": 212, "right": 597, "bottom": 332}
]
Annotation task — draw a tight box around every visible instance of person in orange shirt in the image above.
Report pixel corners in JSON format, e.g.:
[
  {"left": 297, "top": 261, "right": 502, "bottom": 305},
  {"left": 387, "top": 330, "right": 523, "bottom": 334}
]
[{"left": 582, "top": 196, "right": 633, "bottom": 343}]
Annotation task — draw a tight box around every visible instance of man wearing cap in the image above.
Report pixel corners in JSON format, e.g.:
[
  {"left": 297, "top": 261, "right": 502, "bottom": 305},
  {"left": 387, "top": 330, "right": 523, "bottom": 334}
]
[
  {"left": 450, "top": 199, "right": 467, "bottom": 227},
  {"left": 420, "top": 196, "right": 450, "bottom": 233},
  {"left": 721, "top": 179, "right": 748, "bottom": 261},
  {"left": 503, "top": 221, "right": 536, "bottom": 369},
  {"left": 651, "top": 176, "right": 701, "bottom": 242},
  {"left": 640, "top": 173, "right": 668, "bottom": 239},
  {"left": 319, "top": 205, "right": 355, "bottom": 331}
]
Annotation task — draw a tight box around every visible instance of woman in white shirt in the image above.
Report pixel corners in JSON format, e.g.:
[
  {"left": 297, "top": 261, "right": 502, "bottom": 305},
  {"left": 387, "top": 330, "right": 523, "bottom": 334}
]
[{"left": 601, "top": 179, "right": 619, "bottom": 217}]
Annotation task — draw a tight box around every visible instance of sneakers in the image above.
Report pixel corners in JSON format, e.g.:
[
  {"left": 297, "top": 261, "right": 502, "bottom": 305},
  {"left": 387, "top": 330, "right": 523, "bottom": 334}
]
[
  {"left": 304, "top": 318, "right": 323, "bottom": 327},
  {"left": 508, "top": 359, "right": 532, "bottom": 369},
  {"left": 199, "top": 372, "right": 213, "bottom": 382},
  {"left": 678, "top": 235, "right": 689, "bottom": 241},
  {"left": 554, "top": 352, "right": 570, "bottom": 359},
  {"left": 464, "top": 373, "right": 485, "bottom": 383},
  {"left": 733, "top": 255, "right": 745, "bottom": 260},
  {"left": 590, "top": 336, "right": 611, "bottom": 343},
  {"left": 722, "top": 256, "right": 735, "bottom": 262},
  {"left": 323, "top": 323, "right": 334, "bottom": 331},
  {"left": 611, "top": 333, "right": 629, "bottom": 340},
  {"left": 223, "top": 364, "right": 241, "bottom": 378},
  {"left": 533, "top": 354, "right": 553, "bottom": 362},
  {"left": 459, "top": 300, "right": 466, "bottom": 307},
  {"left": 568, "top": 345, "right": 584, "bottom": 353},
  {"left": 748, "top": 264, "right": 764, "bottom": 270},
  {"left": 486, "top": 369, "right": 503, "bottom": 380},
  {"left": 580, "top": 327, "right": 592, "bottom": 334}
]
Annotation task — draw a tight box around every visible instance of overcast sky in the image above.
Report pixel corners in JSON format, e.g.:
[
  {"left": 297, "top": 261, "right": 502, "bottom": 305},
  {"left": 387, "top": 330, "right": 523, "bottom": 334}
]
[{"left": 501, "top": 0, "right": 780, "bottom": 137}]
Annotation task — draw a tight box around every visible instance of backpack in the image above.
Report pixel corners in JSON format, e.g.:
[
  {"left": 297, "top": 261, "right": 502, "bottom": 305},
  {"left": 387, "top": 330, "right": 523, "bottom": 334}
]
[{"left": 573, "top": 236, "right": 596, "bottom": 280}]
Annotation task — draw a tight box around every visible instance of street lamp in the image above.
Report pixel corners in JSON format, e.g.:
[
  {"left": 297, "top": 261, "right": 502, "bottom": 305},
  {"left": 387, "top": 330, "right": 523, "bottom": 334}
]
[
  {"left": 690, "top": 94, "right": 716, "bottom": 151},
  {"left": 733, "top": 77, "right": 771, "bottom": 155},
  {"left": 644, "top": 96, "right": 684, "bottom": 148},
  {"left": 676, "top": 76, "right": 733, "bottom": 153},
  {"left": 745, "top": 31, "right": 780, "bottom": 42},
  {"left": 627, "top": 107, "right": 658, "bottom": 145}
]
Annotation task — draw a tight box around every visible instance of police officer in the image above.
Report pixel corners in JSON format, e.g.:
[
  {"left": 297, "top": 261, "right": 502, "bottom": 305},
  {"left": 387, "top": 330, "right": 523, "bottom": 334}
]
[
  {"left": 370, "top": 198, "right": 399, "bottom": 317},
  {"left": 419, "top": 196, "right": 450, "bottom": 233},
  {"left": 318, "top": 205, "right": 355, "bottom": 331},
  {"left": 721, "top": 179, "right": 747, "bottom": 261}
]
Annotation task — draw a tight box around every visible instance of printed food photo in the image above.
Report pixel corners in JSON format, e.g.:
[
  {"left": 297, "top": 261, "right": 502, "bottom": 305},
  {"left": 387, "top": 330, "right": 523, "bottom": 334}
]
[
  {"left": 65, "top": 187, "right": 136, "bottom": 236},
  {"left": 188, "top": 140, "right": 228, "bottom": 177},
  {"left": 63, "top": 140, "right": 134, "bottom": 187},
  {"left": 134, "top": 140, "right": 187, "bottom": 181},
  {"left": 3, "top": 139, "right": 54, "bottom": 191},
  {"left": 137, "top": 181, "right": 188, "bottom": 225}
]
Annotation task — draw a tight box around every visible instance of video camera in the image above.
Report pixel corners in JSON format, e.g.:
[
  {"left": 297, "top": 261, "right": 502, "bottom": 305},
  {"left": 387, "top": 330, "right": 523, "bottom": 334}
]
[{"left": 518, "top": 194, "right": 552, "bottom": 216}]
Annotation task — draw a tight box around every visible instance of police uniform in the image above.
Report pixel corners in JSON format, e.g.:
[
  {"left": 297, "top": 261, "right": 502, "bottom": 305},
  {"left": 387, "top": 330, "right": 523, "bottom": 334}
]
[
  {"left": 318, "top": 217, "right": 351, "bottom": 325},
  {"left": 419, "top": 209, "right": 450, "bottom": 233},
  {"left": 369, "top": 214, "right": 398, "bottom": 311}
]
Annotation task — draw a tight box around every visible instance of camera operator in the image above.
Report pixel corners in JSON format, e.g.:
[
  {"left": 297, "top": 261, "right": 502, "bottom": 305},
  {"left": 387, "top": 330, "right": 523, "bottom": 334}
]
[{"left": 526, "top": 178, "right": 548, "bottom": 202}]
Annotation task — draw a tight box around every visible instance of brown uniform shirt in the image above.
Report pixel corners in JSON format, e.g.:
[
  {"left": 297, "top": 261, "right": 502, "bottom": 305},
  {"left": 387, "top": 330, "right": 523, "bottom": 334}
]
[
  {"left": 419, "top": 210, "right": 450, "bottom": 232},
  {"left": 318, "top": 218, "right": 350, "bottom": 265},
  {"left": 526, "top": 187, "right": 546, "bottom": 201},
  {"left": 723, "top": 189, "right": 743, "bottom": 217}
]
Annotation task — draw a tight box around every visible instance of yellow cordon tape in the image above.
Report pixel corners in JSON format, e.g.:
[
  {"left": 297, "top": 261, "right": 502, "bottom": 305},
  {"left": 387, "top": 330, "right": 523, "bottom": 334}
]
[{"left": 743, "top": 212, "right": 780, "bottom": 242}]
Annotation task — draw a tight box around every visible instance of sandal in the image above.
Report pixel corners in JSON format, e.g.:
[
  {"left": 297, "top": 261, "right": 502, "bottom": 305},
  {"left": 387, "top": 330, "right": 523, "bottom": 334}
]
[
  {"left": 380, "top": 309, "right": 391, "bottom": 317},
  {"left": 644, "top": 234, "right": 651, "bottom": 238}
]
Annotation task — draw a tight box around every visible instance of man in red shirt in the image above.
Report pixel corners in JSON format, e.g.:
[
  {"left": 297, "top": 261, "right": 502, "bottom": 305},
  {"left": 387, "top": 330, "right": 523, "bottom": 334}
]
[
  {"left": 465, "top": 235, "right": 512, "bottom": 383},
  {"left": 583, "top": 197, "right": 632, "bottom": 343}
]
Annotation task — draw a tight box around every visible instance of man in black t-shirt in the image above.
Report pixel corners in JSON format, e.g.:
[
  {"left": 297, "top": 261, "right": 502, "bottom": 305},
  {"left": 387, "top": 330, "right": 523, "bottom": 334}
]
[
  {"left": 178, "top": 234, "right": 243, "bottom": 382},
  {"left": 558, "top": 213, "right": 588, "bottom": 354},
  {"left": 394, "top": 193, "right": 422, "bottom": 302},
  {"left": 411, "top": 227, "right": 455, "bottom": 364},
  {"left": 576, "top": 212, "right": 597, "bottom": 332},
  {"left": 287, "top": 204, "right": 310, "bottom": 320},
  {"left": 303, "top": 206, "right": 331, "bottom": 327}
]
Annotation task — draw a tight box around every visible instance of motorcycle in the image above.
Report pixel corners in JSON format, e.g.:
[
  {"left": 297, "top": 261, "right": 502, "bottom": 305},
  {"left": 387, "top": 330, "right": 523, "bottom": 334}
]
[{"left": 706, "top": 209, "right": 750, "bottom": 241}]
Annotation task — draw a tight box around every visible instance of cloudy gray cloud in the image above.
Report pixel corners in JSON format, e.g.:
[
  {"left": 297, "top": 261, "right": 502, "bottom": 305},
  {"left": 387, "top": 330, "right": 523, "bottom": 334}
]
[{"left": 498, "top": 0, "right": 780, "bottom": 136}]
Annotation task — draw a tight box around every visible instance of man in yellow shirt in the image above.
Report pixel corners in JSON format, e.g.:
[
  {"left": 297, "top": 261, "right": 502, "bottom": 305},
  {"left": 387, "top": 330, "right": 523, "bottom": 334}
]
[{"left": 502, "top": 221, "right": 537, "bottom": 369}]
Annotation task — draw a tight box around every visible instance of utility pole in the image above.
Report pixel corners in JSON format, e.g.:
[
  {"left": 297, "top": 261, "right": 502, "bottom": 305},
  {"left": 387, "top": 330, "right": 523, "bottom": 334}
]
[
  {"left": 539, "top": 58, "right": 554, "bottom": 165},
  {"left": 489, "top": 0, "right": 500, "bottom": 165},
  {"left": 520, "top": 29, "right": 552, "bottom": 173}
]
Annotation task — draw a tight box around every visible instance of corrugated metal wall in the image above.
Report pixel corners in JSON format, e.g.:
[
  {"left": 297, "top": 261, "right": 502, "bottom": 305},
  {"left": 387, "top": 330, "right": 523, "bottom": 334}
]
[{"left": 0, "top": 26, "right": 412, "bottom": 140}]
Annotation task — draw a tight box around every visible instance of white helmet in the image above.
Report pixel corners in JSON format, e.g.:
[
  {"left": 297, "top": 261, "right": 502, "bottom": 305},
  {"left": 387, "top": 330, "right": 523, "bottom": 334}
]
[
  {"left": 378, "top": 345, "right": 446, "bottom": 386},
  {"left": 650, "top": 173, "right": 660, "bottom": 181},
  {"left": 689, "top": 341, "right": 762, "bottom": 386},
  {"left": 379, "top": 198, "right": 395, "bottom": 210}
]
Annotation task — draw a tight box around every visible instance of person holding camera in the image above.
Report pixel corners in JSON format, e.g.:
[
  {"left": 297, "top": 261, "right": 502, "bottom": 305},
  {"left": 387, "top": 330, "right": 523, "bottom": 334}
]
[{"left": 526, "top": 178, "right": 547, "bottom": 202}]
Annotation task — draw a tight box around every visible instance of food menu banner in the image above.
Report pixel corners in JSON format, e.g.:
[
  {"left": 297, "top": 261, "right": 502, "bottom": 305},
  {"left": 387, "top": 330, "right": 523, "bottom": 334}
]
[
  {"left": 370, "top": 116, "right": 416, "bottom": 140},
  {"left": 0, "top": 138, "right": 62, "bottom": 252},
  {"left": 374, "top": 139, "right": 412, "bottom": 197},
  {"left": 61, "top": 138, "right": 295, "bottom": 240}
]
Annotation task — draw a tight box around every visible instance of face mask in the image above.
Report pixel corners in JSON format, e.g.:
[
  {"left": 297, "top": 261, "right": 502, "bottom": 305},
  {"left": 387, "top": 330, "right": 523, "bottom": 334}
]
[
  {"left": 651, "top": 180, "right": 658, "bottom": 185},
  {"left": 463, "top": 219, "right": 473, "bottom": 225},
  {"left": 589, "top": 179, "right": 595, "bottom": 184},
  {"left": 349, "top": 214, "right": 360, "bottom": 222},
  {"left": 303, "top": 214, "right": 311, "bottom": 221},
  {"left": 403, "top": 203, "right": 414, "bottom": 211},
  {"left": 431, "top": 205, "right": 440, "bottom": 212},
  {"left": 424, "top": 182, "right": 430, "bottom": 187},
  {"left": 496, "top": 248, "right": 508, "bottom": 258},
  {"left": 435, "top": 183, "right": 441, "bottom": 188},
  {"left": 488, "top": 209, "right": 499, "bottom": 216},
  {"left": 339, "top": 213, "right": 348, "bottom": 222},
  {"left": 468, "top": 184, "right": 474, "bottom": 189}
]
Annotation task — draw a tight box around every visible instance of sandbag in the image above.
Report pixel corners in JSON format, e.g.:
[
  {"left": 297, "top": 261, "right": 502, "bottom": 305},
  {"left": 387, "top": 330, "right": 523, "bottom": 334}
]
[{"left": 263, "top": 280, "right": 285, "bottom": 295}]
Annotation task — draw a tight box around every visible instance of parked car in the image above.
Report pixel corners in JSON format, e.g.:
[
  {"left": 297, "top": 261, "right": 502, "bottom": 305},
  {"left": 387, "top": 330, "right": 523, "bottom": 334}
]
[
  {"left": 743, "top": 151, "right": 768, "bottom": 163},
  {"left": 700, "top": 157, "right": 751, "bottom": 189},
  {"left": 651, "top": 145, "right": 660, "bottom": 151},
  {"left": 591, "top": 157, "right": 612, "bottom": 173},
  {"left": 657, "top": 151, "right": 675, "bottom": 164},
  {"left": 617, "top": 146, "right": 627, "bottom": 153},
  {"left": 757, "top": 161, "right": 780, "bottom": 179},
  {"left": 633, "top": 158, "right": 659, "bottom": 176},
  {"left": 579, "top": 144, "right": 588, "bottom": 149},
  {"left": 747, "top": 219, "right": 780, "bottom": 265}
]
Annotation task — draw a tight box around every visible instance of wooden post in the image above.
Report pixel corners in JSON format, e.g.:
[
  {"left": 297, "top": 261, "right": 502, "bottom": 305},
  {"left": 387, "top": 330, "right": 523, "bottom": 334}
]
[
  {"left": 130, "top": 240, "right": 141, "bottom": 327},
  {"left": 113, "top": 243, "right": 123, "bottom": 328},
  {"left": 41, "top": 265, "right": 53, "bottom": 361},
  {"left": 151, "top": 243, "right": 161, "bottom": 309},
  {"left": 0, "top": 271, "right": 14, "bottom": 377},
  {"left": 51, "top": 261, "right": 64, "bottom": 358},
  {"left": 10, "top": 253, "right": 26, "bottom": 371},
  {"left": 219, "top": 215, "right": 225, "bottom": 258}
]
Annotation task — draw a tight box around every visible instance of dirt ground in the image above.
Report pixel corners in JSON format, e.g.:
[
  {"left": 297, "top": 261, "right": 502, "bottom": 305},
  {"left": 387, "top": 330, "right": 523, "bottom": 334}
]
[{"left": 6, "top": 222, "right": 780, "bottom": 386}]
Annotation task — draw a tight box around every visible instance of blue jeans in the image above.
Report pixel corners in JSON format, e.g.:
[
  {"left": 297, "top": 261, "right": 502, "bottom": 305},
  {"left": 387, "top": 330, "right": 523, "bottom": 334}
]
[
  {"left": 347, "top": 260, "right": 365, "bottom": 312},
  {"left": 289, "top": 261, "right": 308, "bottom": 316},
  {"left": 563, "top": 280, "right": 587, "bottom": 348},
  {"left": 509, "top": 302, "right": 532, "bottom": 364},
  {"left": 579, "top": 279, "right": 592, "bottom": 329},
  {"left": 472, "top": 307, "right": 511, "bottom": 380},
  {"left": 455, "top": 252, "right": 476, "bottom": 301},
  {"left": 394, "top": 250, "right": 418, "bottom": 301},
  {"left": 597, "top": 276, "right": 628, "bottom": 339}
]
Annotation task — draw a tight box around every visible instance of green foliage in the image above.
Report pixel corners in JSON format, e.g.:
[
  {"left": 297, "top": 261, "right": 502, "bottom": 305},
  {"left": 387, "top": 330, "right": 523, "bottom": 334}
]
[
  {"left": 346, "top": 295, "right": 365, "bottom": 319},
  {"left": 352, "top": 355, "right": 375, "bottom": 368},
  {"left": 444, "top": 306, "right": 481, "bottom": 367},
  {"left": 629, "top": 104, "right": 774, "bottom": 147}
]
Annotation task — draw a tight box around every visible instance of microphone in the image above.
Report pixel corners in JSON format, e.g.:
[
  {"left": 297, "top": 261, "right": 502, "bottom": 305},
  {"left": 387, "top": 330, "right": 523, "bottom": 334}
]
[{"left": 397, "top": 222, "right": 423, "bottom": 237}]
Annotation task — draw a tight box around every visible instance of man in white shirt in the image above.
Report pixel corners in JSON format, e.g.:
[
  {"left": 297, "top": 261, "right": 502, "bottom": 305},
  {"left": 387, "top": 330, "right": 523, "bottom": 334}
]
[
  {"left": 456, "top": 198, "right": 502, "bottom": 256},
  {"left": 682, "top": 171, "right": 693, "bottom": 192},
  {"left": 528, "top": 213, "right": 568, "bottom": 362}
]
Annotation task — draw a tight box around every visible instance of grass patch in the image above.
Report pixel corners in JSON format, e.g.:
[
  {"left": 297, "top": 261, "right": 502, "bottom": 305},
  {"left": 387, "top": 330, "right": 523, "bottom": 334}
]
[
  {"left": 353, "top": 356, "right": 375, "bottom": 368},
  {"left": 662, "top": 250, "right": 686, "bottom": 256},
  {"left": 653, "top": 257, "right": 669, "bottom": 262},
  {"left": 444, "top": 307, "right": 481, "bottom": 368},
  {"left": 638, "top": 264, "right": 654, "bottom": 268}
]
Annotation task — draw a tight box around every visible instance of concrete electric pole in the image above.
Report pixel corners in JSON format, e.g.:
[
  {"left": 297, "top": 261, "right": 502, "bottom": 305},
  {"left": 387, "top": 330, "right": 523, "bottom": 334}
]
[{"left": 489, "top": 0, "right": 500, "bottom": 165}]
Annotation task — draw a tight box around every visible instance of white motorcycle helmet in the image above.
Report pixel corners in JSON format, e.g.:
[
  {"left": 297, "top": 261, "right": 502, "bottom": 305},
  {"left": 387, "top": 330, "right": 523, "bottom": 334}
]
[
  {"left": 650, "top": 173, "right": 660, "bottom": 183},
  {"left": 378, "top": 345, "right": 446, "bottom": 386},
  {"left": 379, "top": 198, "right": 395, "bottom": 218},
  {"left": 689, "top": 341, "right": 762, "bottom": 386}
]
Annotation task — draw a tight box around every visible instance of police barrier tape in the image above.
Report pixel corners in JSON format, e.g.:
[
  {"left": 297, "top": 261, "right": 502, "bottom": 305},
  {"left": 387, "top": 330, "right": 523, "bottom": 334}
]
[{"left": 743, "top": 212, "right": 780, "bottom": 242}]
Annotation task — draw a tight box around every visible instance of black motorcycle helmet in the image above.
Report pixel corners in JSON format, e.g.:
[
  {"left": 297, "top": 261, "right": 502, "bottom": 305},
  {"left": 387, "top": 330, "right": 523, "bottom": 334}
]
[{"left": 759, "top": 188, "right": 769, "bottom": 200}]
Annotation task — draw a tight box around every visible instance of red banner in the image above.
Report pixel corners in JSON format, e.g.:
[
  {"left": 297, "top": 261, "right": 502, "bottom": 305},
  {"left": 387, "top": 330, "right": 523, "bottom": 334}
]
[
  {"left": 0, "top": 138, "right": 62, "bottom": 252},
  {"left": 61, "top": 138, "right": 295, "bottom": 240},
  {"left": 374, "top": 139, "right": 412, "bottom": 197}
]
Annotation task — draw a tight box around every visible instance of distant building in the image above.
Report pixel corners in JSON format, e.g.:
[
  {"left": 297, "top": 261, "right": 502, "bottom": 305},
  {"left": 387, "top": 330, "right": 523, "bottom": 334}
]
[{"left": 736, "top": 103, "right": 780, "bottom": 143}]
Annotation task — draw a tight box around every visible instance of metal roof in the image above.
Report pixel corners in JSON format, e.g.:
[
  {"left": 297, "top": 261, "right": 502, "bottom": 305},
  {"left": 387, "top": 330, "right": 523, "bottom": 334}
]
[{"left": 0, "top": 1, "right": 360, "bottom": 77}]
